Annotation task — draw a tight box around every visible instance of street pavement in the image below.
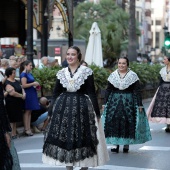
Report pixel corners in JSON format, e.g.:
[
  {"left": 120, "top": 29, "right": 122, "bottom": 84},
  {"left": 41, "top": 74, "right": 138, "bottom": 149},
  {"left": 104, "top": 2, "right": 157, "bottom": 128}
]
[{"left": 14, "top": 98, "right": 170, "bottom": 170}]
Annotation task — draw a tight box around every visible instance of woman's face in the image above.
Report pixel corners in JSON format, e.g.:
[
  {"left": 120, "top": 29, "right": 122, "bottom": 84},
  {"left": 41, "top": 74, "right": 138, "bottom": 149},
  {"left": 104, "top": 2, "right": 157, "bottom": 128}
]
[
  {"left": 11, "top": 70, "right": 16, "bottom": 79},
  {"left": 66, "top": 48, "right": 79, "bottom": 66},
  {"left": 163, "top": 56, "right": 169, "bottom": 65},
  {"left": 25, "top": 63, "right": 33, "bottom": 71},
  {"left": 118, "top": 58, "right": 128, "bottom": 72}
]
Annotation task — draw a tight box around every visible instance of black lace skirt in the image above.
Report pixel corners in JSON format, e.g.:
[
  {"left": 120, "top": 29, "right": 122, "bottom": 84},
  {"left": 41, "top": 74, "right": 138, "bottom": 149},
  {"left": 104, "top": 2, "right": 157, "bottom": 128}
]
[
  {"left": 43, "top": 92, "right": 98, "bottom": 164},
  {"left": 151, "top": 82, "right": 170, "bottom": 119},
  {"left": 0, "top": 130, "right": 13, "bottom": 170}
]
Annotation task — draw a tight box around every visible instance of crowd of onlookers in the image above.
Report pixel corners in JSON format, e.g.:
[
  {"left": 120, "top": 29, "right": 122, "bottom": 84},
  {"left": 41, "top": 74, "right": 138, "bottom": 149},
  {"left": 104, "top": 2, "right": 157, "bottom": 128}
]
[{"left": 0, "top": 52, "right": 58, "bottom": 140}]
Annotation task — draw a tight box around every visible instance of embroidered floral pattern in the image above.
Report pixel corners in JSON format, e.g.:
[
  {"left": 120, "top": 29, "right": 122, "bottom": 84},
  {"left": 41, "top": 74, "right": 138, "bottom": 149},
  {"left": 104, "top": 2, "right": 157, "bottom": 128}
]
[{"left": 57, "top": 66, "right": 93, "bottom": 92}]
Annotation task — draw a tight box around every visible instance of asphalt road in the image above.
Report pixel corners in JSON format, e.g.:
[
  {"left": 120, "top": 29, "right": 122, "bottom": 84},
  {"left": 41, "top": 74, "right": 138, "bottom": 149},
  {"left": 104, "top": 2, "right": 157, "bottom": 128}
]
[{"left": 14, "top": 99, "right": 170, "bottom": 170}]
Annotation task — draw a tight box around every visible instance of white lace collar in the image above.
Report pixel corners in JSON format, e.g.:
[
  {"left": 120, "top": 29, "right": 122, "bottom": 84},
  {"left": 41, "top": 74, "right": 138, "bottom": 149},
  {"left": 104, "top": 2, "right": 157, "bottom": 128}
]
[
  {"left": 108, "top": 69, "right": 139, "bottom": 90},
  {"left": 57, "top": 65, "right": 93, "bottom": 92},
  {"left": 160, "top": 66, "right": 170, "bottom": 82}
]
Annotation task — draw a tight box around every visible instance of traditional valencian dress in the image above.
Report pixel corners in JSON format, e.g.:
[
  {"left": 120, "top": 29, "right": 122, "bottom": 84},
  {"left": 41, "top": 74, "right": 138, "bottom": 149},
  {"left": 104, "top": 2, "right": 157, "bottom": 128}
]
[
  {"left": 147, "top": 66, "right": 170, "bottom": 124},
  {"left": 104, "top": 69, "right": 151, "bottom": 145},
  {"left": 42, "top": 65, "right": 109, "bottom": 167}
]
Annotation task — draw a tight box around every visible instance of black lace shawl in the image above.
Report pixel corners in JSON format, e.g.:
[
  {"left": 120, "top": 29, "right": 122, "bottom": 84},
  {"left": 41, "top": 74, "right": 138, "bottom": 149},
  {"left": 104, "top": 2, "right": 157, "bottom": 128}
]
[{"left": 48, "top": 74, "right": 100, "bottom": 118}]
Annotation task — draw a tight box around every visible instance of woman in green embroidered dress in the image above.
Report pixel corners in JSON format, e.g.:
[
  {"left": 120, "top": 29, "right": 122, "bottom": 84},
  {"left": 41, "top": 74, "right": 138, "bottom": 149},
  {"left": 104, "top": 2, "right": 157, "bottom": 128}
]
[{"left": 103, "top": 57, "right": 151, "bottom": 153}]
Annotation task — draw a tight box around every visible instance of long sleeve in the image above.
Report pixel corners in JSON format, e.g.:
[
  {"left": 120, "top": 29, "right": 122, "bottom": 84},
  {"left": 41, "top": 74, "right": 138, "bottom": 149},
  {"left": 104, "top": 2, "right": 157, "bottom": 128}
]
[
  {"left": 159, "top": 76, "right": 164, "bottom": 86},
  {"left": 0, "top": 83, "right": 11, "bottom": 133},
  {"left": 133, "top": 80, "right": 143, "bottom": 106},
  {"left": 105, "top": 82, "right": 113, "bottom": 104},
  {"left": 86, "top": 74, "right": 101, "bottom": 118},
  {"left": 48, "top": 78, "right": 64, "bottom": 117}
]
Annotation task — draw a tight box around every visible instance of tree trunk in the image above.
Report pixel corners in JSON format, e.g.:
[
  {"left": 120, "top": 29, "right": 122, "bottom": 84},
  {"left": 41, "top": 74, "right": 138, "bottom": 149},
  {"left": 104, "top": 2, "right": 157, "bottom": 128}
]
[{"left": 128, "top": 0, "right": 137, "bottom": 61}]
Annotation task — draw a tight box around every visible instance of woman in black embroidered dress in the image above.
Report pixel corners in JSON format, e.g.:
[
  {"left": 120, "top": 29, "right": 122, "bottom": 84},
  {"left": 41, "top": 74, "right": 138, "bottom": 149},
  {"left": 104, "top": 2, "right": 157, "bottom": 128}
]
[
  {"left": 147, "top": 56, "right": 170, "bottom": 132},
  {"left": 42, "top": 46, "right": 109, "bottom": 170},
  {"left": 103, "top": 57, "right": 151, "bottom": 153},
  {"left": 0, "top": 72, "right": 13, "bottom": 169}
]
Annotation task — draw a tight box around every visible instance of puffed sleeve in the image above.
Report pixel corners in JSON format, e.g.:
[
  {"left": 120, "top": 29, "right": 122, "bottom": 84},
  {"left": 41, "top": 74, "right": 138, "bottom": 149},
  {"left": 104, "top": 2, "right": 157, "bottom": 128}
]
[
  {"left": 48, "top": 78, "right": 64, "bottom": 117},
  {"left": 133, "top": 80, "right": 143, "bottom": 106},
  {"left": 85, "top": 74, "right": 101, "bottom": 118}
]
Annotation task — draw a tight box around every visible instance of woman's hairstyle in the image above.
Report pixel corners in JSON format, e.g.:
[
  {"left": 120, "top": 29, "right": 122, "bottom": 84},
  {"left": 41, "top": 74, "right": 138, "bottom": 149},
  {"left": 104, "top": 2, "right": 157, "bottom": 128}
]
[
  {"left": 67, "top": 46, "right": 82, "bottom": 62},
  {"left": 165, "top": 55, "right": 170, "bottom": 62},
  {"left": 19, "top": 60, "right": 32, "bottom": 74},
  {"left": 118, "top": 56, "right": 129, "bottom": 66},
  {"left": 80, "top": 60, "right": 88, "bottom": 66},
  {"left": 5, "top": 67, "right": 16, "bottom": 78}
]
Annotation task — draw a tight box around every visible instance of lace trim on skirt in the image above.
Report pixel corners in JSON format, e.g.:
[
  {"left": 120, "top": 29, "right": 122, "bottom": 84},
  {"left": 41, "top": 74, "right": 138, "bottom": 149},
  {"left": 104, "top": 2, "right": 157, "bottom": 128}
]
[{"left": 43, "top": 92, "right": 99, "bottom": 163}]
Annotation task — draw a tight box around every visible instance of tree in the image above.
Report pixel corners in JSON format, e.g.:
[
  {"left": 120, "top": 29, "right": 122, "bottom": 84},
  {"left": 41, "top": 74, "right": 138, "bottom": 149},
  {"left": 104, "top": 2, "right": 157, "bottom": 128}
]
[
  {"left": 74, "top": 0, "right": 129, "bottom": 65},
  {"left": 127, "top": 0, "right": 137, "bottom": 61}
]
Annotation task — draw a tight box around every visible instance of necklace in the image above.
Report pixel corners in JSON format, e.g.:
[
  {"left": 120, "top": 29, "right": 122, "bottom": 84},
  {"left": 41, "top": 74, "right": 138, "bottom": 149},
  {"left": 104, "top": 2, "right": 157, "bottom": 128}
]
[
  {"left": 118, "top": 69, "right": 129, "bottom": 79},
  {"left": 68, "top": 65, "right": 80, "bottom": 78}
]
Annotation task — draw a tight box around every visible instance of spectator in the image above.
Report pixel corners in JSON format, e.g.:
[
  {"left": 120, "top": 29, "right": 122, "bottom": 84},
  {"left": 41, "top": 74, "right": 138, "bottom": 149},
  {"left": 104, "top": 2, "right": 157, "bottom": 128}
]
[
  {"left": 38, "top": 56, "right": 49, "bottom": 69},
  {"left": 48, "top": 56, "right": 59, "bottom": 67},
  {"left": 80, "top": 60, "right": 88, "bottom": 66},
  {"left": 20, "top": 60, "right": 40, "bottom": 136},
  {"left": 4, "top": 67, "right": 25, "bottom": 139},
  {"left": 0, "top": 58, "right": 9, "bottom": 75},
  {"left": 31, "top": 97, "right": 49, "bottom": 132},
  {"left": 61, "top": 58, "right": 68, "bottom": 67}
]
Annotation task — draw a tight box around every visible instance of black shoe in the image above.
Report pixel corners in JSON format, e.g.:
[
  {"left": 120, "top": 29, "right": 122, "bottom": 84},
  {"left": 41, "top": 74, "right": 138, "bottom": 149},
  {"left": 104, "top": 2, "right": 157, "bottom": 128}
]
[
  {"left": 165, "top": 128, "right": 170, "bottom": 133},
  {"left": 111, "top": 145, "right": 119, "bottom": 153},
  {"left": 123, "top": 148, "right": 129, "bottom": 153}
]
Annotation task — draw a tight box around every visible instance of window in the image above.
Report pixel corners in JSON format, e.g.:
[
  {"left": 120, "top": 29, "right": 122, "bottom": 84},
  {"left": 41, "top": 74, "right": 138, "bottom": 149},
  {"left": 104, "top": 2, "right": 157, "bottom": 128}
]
[{"left": 156, "top": 20, "right": 161, "bottom": 25}]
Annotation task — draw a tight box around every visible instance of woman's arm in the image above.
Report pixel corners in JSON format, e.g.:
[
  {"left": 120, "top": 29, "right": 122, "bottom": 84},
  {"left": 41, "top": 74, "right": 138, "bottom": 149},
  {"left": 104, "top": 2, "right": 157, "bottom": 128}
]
[
  {"left": 6, "top": 84, "right": 24, "bottom": 99},
  {"left": 133, "top": 80, "right": 143, "bottom": 111},
  {"left": 105, "top": 82, "right": 113, "bottom": 104},
  {"left": 85, "top": 74, "right": 101, "bottom": 118},
  {"left": 48, "top": 78, "right": 64, "bottom": 117},
  {"left": 21, "top": 77, "right": 39, "bottom": 88}
]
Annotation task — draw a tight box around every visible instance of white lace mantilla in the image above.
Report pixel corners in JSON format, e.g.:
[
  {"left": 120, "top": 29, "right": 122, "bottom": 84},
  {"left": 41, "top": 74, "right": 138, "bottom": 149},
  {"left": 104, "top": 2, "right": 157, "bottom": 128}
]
[
  {"left": 160, "top": 66, "right": 170, "bottom": 82},
  {"left": 57, "top": 65, "right": 93, "bottom": 92},
  {"left": 108, "top": 69, "right": 139, "bottom": 90}
]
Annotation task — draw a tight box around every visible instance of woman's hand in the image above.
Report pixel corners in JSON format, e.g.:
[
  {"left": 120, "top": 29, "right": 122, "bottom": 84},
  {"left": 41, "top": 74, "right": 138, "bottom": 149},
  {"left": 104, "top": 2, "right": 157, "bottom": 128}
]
[
  {"left": 22, "top": 93, "right": 26, "bottom": 100},
  {"left": 138, "top": 106, "right": 143, "bottom": 113},
  {"left": 33, "top": 81, "right": 40, "bottom": 87},
  {"left": 5, "top": 133, "right": 11, "bottom": 148}
]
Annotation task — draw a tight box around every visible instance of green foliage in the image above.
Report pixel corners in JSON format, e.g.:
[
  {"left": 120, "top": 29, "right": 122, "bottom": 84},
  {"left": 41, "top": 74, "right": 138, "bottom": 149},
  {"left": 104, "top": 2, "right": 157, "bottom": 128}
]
[
  {"left": 32, "top": 63, "right": 162, "bottom": 97},
  {"left": 32, "top": 66, "right": 61, "bottom": 96},
  {"left": 74, "top": 0, "right": 130, "bottom": 60},
  {"left": 89, "top": 64, "right": 110, "bottom": 92},
  {"left": 129, "top": 62, "right": 162, "bottom": 86}
]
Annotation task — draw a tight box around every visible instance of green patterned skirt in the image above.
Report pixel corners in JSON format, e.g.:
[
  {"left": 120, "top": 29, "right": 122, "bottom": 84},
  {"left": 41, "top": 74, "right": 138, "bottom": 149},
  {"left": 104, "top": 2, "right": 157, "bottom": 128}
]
[{"left": 103, "top": 92, "right": 151, "bottom": 145}]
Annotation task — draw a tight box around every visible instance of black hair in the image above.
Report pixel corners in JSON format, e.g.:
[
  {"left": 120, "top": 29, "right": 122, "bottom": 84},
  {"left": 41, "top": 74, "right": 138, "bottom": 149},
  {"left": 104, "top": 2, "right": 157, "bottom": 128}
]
[
  {"left": 5, "top": 67, "right": 16, "bottom": 77},
  {"left": 118, "top": 56, "right": 129, "bottom": 66},
  {"left": 165, "top": 55, "right": 170, "bottom": 62},
  {"left": 80, "top": 60, "right": 88, "bottom": 66},
  {"left": 19, "top": 60, "right": 32, "bottom": 74},
  {"left": 67, "top": 46, "right": 82, "bottom": 62}
]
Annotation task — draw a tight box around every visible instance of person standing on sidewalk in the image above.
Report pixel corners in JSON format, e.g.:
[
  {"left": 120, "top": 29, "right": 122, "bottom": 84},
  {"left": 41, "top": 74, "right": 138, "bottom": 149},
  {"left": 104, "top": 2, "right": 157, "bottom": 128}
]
[
  {"left": 147, "top": 55, "right": 170, "bottom": 132},
  {"left": 42, "top": 46, "right": 109, "bottom": 170},
  {"left": 103, "top": 57, "right": 151, "bottom": 153},
  {"left": 20, "top": 60, "right": 40, "bottom": 136}
]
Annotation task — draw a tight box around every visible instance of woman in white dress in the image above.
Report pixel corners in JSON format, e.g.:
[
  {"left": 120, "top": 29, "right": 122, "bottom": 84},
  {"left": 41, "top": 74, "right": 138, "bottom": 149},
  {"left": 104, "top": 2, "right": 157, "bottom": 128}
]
[{"left": 42, "top": 46, "right": 109, "bottom": 170}]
